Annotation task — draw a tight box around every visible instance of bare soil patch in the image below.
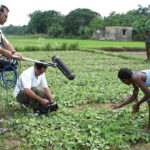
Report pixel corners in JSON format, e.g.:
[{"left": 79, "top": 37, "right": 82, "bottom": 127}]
[
  {"left": 128, "top": 143, "right": 150, "bottom": 150},
  {"left": 69, "top": 103, "right": 112, "bottom": 113},
  {"left": 117, "top": 51, "right": 146, "bottom": 56},
  {"left": 2, "top": 138, "right": 24, "bottom": 150}
]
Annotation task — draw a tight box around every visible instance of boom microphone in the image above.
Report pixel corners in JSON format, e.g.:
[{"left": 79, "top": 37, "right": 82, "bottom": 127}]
[{"left": 52, "top": 56, "right": 75, "bottom": 80}]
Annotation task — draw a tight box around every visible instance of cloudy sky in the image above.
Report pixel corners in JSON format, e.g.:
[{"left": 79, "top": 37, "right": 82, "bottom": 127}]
[{"left": 0, "top": 0, "right": 150, "bottom": 26}]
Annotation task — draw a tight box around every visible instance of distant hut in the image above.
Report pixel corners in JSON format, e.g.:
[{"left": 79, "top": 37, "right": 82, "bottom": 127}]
[{"left": 93, "top": 26, "right": 132, "bottom": 41}]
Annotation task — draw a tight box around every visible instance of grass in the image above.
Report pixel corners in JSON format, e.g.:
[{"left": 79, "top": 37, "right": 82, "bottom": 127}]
[{"left": 6, "top": 35, "right": 145, "bottom": 48}]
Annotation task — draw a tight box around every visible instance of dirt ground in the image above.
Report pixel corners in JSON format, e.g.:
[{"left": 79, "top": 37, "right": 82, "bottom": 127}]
[
  {"left": 129, "top": 144, "right": 150, "bottom": 150},
  {"left": 116, "top": 51, "right": 146, "bottom": 56},
  {"left": 2, "top": 138, "right": 24, "bottom": 150}
]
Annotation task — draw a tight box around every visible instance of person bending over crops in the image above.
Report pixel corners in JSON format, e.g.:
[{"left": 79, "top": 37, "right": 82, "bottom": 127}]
[
  {"left": 111, "top": 68, "right": 150, "bottom": 132},
  {"left": 13, "top": 61, "right": 58, "bottom": 115}
]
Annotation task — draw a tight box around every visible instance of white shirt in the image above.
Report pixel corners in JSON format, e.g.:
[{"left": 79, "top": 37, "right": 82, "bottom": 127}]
[
  {"left": 0, "top": 29, "right": 9, "bottom": 49},
  {"left": 13, "top": 66, "right": 48, "bottom": 97},
  {"left": 0, "top": 29, "right": 17, "bottom": 64}
]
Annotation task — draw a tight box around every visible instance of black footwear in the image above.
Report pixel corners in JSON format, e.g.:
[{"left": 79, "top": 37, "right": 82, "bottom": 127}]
[
  {"left": 49, "top": 103, "right": 59, "bottom": 111},
  {"left": 36, "top": 103, "right": 59, "bottom": 115},
  {"left": 22, "top": 104, "right": 29, "bottom": 109}
]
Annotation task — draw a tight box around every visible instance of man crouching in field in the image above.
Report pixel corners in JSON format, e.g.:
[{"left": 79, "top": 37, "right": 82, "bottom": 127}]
[
  {"left": 111, "top": 68, "right": 150, "bottom": 132},
  {"left": 13, "top": 61, "right": 58, "bottom": 115}
]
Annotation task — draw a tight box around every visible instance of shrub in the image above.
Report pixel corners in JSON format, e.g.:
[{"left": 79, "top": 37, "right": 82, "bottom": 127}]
[
  {"left": 14, "top": 42, "right": 80, "bottom": 52},
  {"left": 23, "top": 46, "right": 41, "bottom": 51},
  {"left": 44, "top": 43, "right": 52, "bottom": 51},
  {"left": 68, "top": 42, "right": 79, "bottom": 50},
  {"left": 14, "top": 46, "right": 24, "bottom": 52},
  {"left": 48, "top": 24, "right": 64, "bottom": 38},
  {"left": 60, "top": 43, "right": 68, "bottom": 50}
]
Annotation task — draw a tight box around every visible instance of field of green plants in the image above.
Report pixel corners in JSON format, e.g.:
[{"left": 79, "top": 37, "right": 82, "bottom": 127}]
[
  {"left": 7, "top": 35, "right": 145, "bottom": 48},
  {"left": 0, "top": 49, "right": 150, "bottom": 150}
]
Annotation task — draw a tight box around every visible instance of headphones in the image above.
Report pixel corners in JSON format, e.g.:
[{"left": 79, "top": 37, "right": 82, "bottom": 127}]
[
  {"left": 0, "top": 5, "right": 3, "bottom": 15},
  {"left": 0, "top": 5, "right": 2, "bottom": 11},
  {"left": 0, "top": 5, "right": 7, "bottom": 12}
]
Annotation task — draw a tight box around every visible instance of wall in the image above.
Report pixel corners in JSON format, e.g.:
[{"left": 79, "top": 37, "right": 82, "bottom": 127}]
[{"left": 93, "top": 26, "right": 132, "bottom": 41}]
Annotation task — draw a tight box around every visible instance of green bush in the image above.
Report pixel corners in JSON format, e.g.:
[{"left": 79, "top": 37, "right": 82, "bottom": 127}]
[
  {"left": 68, "top": 42, "right": 79, "bottom": 50},
  {"left": 60, "top": 43, "right": 68, "bottom": 50},
  {"left": 14, "top": 42, "right": 80, "bottom": 52},
  {"left": 23, "top": 45, "right": 41, "bottom": 51},
  {"left": 14, "top": 46, "right": 24, "bottom": 52},
  {"left": 44, "top": 43, "right": 52, "bottom": 51},
  {"left": 48, "top": 24, "right": 64, "bottom": 38}
]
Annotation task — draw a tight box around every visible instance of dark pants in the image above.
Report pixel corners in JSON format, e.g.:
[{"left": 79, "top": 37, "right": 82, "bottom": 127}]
[
  {"left": 16, "top": 87, "right": 47, "bottom": 110},
  {"left": 0, "top": 58, "right": 18, "bottom": 71},
  {"left": 146, "top": 45, "right": 150, "bottom": 60}
]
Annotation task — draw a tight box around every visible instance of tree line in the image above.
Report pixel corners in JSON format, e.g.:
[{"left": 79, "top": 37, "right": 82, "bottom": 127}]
[{"left": 2, "top": 5, "right": 150, "bottom": 40}]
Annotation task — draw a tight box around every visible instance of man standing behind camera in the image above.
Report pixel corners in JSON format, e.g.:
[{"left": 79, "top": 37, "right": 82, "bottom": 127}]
[
  {"left": 0, "top": 4, "right": 24, "bottom": 135},
  {"left": 0, "top": 4, "right": 23, "bottom": 69}
]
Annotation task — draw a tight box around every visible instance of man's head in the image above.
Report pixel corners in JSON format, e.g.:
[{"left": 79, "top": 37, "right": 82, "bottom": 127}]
[
  {"left": 118, "top": 68, "right": 133, "bottom": 85},
  {"left": 0, "top": 5, "right": 9, "bottom": 25},
  {"left": 34, "top": 61, "right": 48, "bottom": 76}
]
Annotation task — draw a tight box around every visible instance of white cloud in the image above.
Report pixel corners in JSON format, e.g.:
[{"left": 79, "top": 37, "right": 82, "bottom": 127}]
[{"left": 0, "top": 0, "right": 150, "bottom": 26}]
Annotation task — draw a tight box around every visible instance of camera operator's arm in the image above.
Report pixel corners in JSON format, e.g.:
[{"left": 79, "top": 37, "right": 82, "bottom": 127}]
[
  {"left": 43, "top": 88, "right": 54, "bottom": 103},
  {"left": 1, "top": 34, "right": 23, "bottom": 60},
  {"left": 40, "top": 74, "right": 54, "bottom": 104},
  {"left": 0, "top": 48, "right": 12, "bottom": 58}
]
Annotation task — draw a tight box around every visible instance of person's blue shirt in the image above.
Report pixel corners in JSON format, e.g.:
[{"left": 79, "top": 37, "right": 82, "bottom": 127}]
[
  {"left": 133, "top": 69, "right": 150, "bottom": 102},
  {"left": 140, "top": 70, "right": 150, "bottom": 86}
]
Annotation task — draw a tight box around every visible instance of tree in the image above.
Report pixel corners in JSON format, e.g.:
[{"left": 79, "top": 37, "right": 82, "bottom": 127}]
[
  {"left": 131, "top": 5, "right": 150, "bottom": 40},
  {"left": 2, "top": 24, "right": 29, "bottom": 35},
  {"left": 104, "top": 11, "right": 128, "bottom": 26},
  {"left": 28, "top": 10, "right": 64, "bottom": 34},
  {"left": 64, "top": 8, "right": 101, "bottom": 37},
  {"left": 89, "top": 17, "right": 104, "bottom": 32},
  {"left": 78, "top": 25, "right": 91, "bottom": 39},
  {"left": 48, "top": 24, "right": 64, "bottom": 38},
  {"left": 145, "top": 20, "right": 150, "bottom": 31}
]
